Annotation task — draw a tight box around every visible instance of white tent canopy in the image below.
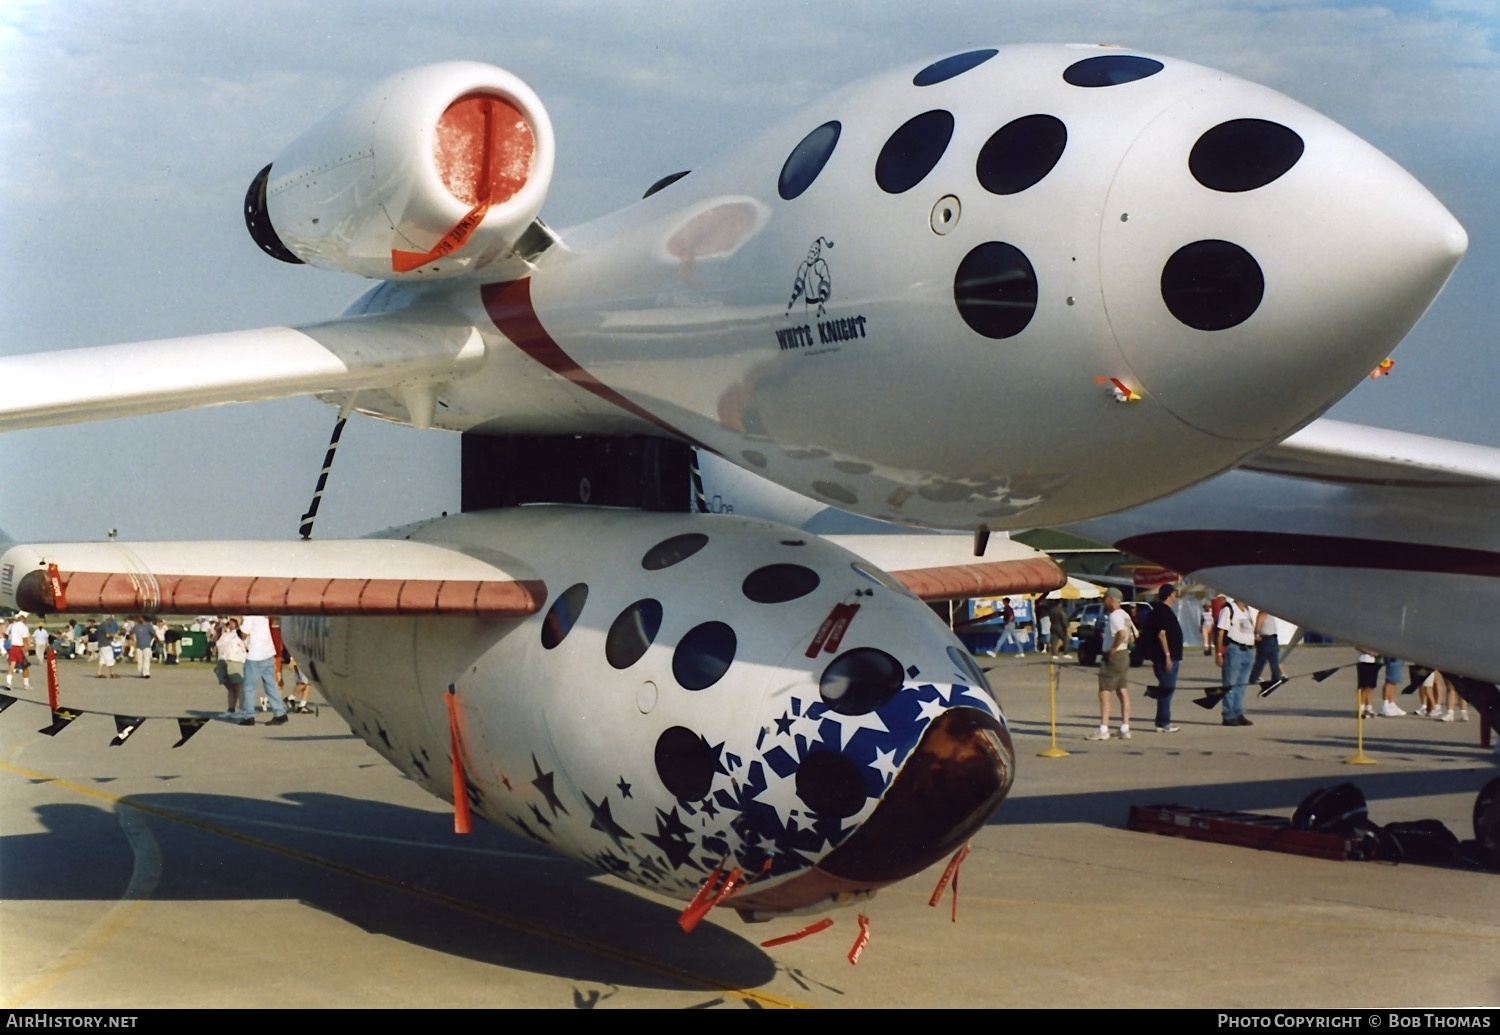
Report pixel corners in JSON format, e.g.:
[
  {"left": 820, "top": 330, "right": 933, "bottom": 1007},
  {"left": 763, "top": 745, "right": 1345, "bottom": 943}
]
[{"left": 1043, "top": 577, "right": 1103, "bottom": 600}]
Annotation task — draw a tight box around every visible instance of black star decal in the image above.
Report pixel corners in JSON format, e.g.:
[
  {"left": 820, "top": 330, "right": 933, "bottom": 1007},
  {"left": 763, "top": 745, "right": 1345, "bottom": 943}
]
[
  {"left": 528, "top": 802, "right": 553, "bottom": 831},
  {"left": 592, "top": 849, "right": 633, "bottom": 875},
  {"left": 584, "top": 792, "right": 632, "bottom": 848},
  {"left": 408, "top": 755, "right": 428, "bottom": 779},
  {"left": 645, "top": 809, "right": 700, "bottom": 871},
  {"left": 532, "top": 754, "right": 569, "bottom": 817},
  {"left": 508, "top": 813, "right": 545, "bottom": 844},
  {"left": 657, "top": 807, "right": 692, "bottom": 840},
  {"left": 616, "top": 776, "right": 632, "bottom": 799},
  {"left": 637, "top": 854, "right": 670, "bottom": 882},
  {"left": 700, "top": 798, "right": 719, "bottom": 819}
]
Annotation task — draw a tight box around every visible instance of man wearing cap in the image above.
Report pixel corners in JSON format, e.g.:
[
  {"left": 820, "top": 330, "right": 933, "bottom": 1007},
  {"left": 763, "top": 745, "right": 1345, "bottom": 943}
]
[{"left": 1089, "top": 588, "right": 1134, "bottom": 741}]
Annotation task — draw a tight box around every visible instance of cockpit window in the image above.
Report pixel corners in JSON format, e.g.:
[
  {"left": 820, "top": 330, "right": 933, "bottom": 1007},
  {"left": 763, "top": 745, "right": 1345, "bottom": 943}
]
[
  {"left": 642, "top": 532, "right": 708, "bottom": 570},
  {"left": 977, "top": 114, "right": 1067, "bottom": 195},
  {"left": 820, "top": 647, "right": 905, "bottom": 715},
  {"left": 606, "top": 598, "right": 663, "bottom": 669},
  {"left": 876, "top": 110, "right": 955, "bottom": 194},
  {"left": 954, "top": 241, "right": 1038, "bottom": 339},
  {"left": 1189, "top": 119, "right": 1304, "bottom": 193},
  {"left": 743, "top": 564, "right": 821, "bottom": 603},
  {"left": 1160, "top": 239, "right": 1264, "bottom": 331},
  {"left": 914, "top": 49, "right": 998, "bottom": 87},
  {"left": 540, "top": 582, "right": 587, "bottom": 650},
  {"left": 780, "top": 121, "right": 841, "bottom": 201},
  {"left": 672, "top": 621, "right": 737, "bottom": 691},
  {"left": 1063, "top": 54, "right": 1164, "bottom": 87}
]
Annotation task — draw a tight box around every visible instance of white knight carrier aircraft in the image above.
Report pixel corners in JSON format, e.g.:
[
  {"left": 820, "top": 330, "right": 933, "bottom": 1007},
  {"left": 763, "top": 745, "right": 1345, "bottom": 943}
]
[{"left": 0, "top": 45, "right": 1471, "bottom": 921}]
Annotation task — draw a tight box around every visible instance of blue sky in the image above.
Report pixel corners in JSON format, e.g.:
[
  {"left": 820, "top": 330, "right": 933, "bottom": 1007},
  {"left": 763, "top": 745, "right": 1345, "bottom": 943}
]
[{"left": 1, "top": 0, "right": 1496, "bottom": 540}]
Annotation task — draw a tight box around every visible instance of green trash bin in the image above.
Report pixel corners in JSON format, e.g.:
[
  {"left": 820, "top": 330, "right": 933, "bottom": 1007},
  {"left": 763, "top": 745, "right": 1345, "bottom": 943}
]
[{"left": 177, "top": 629, "right": 208, "bottom": 661}]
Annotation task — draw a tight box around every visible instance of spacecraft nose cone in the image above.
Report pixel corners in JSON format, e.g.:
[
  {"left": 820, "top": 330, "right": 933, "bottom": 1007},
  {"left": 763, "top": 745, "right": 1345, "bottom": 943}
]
[{"left": 1101, "top": 86, "right": 1467, "bottom": 443}]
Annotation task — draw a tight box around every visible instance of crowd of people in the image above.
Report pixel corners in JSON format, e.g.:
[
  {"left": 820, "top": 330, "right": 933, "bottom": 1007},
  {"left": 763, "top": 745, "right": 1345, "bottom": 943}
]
[
  {"left": 0, "top": 612, "right": 315, "bottom": 727},
  {"left": 982, "top": 589, "right": 1481, "bottom": 745}
]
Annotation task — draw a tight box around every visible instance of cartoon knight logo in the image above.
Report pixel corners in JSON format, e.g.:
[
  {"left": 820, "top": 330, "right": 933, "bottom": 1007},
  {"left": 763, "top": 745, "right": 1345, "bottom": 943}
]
[{"left": 786, "top": 237, "right": 834, "bottom": 318}]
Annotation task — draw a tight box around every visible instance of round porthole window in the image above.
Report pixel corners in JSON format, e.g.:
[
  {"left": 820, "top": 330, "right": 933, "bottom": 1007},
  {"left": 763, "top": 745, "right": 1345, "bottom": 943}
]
[
  {"left": 1160, "top": 239, "right": 1264, "bottom": 331},
  {"left": 655, "top": 726, "right": 717, "bottom": 801},
  {"left": 953, "top": 241, "right": 1038, "bottom": 339},
  {"left": 876, "top": 109, "right": 955, "bottom": 194},
  {"left": 642, "top": 532, "right": 708, "bottom": 571},
  {"left": 780, "top": 121, "right": 842, "bottom": 201},
  {"left": 606, "top": 599, "right": 663, "bottom": 669},
  {"left": 672, "top": 621, "right": 737, "bottom": 691},
  {"left": 820, "top": 647, "right": 904, "bottom": 716},
  {"left": 795, "top": 751, "right": 867, "bottom": 818},
  {"left": 743, "top": 564, "right": 821, "bottom": 603},
  {"left": 540, "top": 583, "right": 588, "bottom": 650}
]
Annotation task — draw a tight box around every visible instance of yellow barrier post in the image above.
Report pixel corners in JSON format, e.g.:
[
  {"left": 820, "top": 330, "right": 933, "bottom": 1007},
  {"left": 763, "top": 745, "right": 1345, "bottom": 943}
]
[
  {"left": 1039, "top": 657, "right": 1070, "bottom": 758},
  {"left": 1344, "top": 688, "right": 1377, "bottom": 766}
]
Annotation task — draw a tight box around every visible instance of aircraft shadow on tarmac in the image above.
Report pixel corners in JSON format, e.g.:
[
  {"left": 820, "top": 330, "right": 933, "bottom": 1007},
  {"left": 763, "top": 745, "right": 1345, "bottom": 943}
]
[{"left": 0, "top": 790, "right": 781, "bottom": 994}]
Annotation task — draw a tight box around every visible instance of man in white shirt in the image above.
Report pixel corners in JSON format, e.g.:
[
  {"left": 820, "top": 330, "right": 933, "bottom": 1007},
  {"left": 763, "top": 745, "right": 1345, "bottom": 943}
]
[
  {"left": 6, "top": 615, "right": 31, "bottom": 690},
  {"left": 1215, "top": 597, "right": 1257, "bottom": 726},
  {"left": 240, "top": 615, "right": 288, "bottom": 725},
  {"left": 1088, "top": 589, "right": 1133, "bottom": 741}
]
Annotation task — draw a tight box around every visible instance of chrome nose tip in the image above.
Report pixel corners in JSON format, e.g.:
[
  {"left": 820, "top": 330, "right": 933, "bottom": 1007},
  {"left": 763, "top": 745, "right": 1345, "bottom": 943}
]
[
  {"left": 817, "top": 706, "right": 1014, "bottom": 885},
  {"left": 726, "top": 705, "right": 1013, "bottom": 917}
]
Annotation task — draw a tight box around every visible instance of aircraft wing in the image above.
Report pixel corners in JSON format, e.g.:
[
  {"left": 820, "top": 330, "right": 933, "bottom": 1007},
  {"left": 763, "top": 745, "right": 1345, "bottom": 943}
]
[
  {"left": 1243, "top": 419, "right": 1500, "bottom": 488},
  {"left": 0, "top": 537, "right": 545, "bottom": 616},
  {"left": 0, "top": 305, "right": 484, "bottom": 433},
  {"left": 1061, "top": 419, "right": 1500, "bottom": 683},
  {"left": 0, "top": 526, "right": 1062, "bottom": 616},
  {"left": 823, "top": 534, "right": 1066, "bottom": 602}
]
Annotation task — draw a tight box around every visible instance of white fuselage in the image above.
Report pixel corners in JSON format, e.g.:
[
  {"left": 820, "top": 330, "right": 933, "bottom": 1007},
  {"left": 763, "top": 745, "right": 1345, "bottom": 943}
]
[
  {"left": 333, "top": 44, "right": 1464, "bottom": 531},
  {"left": 280, "top": 506, "right": 1013, "bottom": 915}
]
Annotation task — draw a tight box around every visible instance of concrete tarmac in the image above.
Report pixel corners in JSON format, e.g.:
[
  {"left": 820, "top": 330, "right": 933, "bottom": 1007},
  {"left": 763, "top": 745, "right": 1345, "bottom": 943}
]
[{"left": 1, "top": 648, "right": 1496, "bottom": 1009}]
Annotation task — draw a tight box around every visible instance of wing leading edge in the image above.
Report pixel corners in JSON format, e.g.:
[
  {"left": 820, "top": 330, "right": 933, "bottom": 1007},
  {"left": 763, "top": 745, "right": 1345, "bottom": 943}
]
[
  {"left": 0, "top": 306, "right": 484, "bottom": 433},
  {"left": 824, "top": 533, "right": 1067, "bottom": 601},
  {"left": 0, "top": 537, "right": 545, "bottom": 617}
]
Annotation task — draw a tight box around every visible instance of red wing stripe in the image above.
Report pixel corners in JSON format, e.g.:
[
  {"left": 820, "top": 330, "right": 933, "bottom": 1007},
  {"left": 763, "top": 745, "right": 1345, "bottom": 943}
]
[
  {"left": 890, "top": 557, "right": 1067, "bottom": 602},
  {"left": 1117, "top": 531, "right": 1500, "bottom": 579},
  {"left": 481, "top": 278, "right": 701, "bottom": 444},
  {"left": 18, "top": 570, "right": 546, "bottom": 617}
]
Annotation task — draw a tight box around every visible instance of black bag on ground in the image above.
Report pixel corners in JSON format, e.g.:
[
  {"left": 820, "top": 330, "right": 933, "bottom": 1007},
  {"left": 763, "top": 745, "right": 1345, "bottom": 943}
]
[
  {"left": 1377, "top": 820, "right": 1461, "bottom": 865},
  {"left": 1292, "top": 783, "right": 1369, "bottom": 834}
]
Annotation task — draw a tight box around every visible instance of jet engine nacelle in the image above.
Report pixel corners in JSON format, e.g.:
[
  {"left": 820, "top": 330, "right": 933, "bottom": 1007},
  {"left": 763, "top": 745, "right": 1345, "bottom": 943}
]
[{"left": 244, "top": 62, "right": 555, "bottom": 280}]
